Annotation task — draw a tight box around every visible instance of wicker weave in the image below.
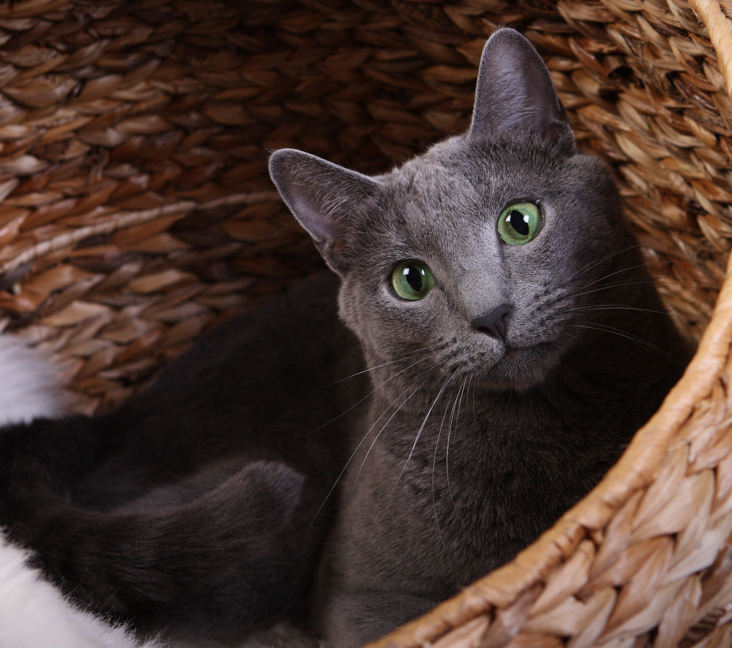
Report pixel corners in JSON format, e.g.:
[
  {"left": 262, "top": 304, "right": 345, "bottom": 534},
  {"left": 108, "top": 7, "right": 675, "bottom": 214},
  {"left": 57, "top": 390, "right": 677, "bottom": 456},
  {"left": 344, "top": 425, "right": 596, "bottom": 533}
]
[{"left": 1, "top": 0, "right": 731, "bottom": 646}]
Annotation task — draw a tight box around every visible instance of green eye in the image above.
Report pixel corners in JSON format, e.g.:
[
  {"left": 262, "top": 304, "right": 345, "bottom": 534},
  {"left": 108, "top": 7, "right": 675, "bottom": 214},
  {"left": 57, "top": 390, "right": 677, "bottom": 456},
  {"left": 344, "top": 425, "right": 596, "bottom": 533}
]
[
  {"left": 391, "top": 260, "right": 435, "bottom": 301},
  {"left": 498, "top": 202, "right": 542, "bottom": 245}
]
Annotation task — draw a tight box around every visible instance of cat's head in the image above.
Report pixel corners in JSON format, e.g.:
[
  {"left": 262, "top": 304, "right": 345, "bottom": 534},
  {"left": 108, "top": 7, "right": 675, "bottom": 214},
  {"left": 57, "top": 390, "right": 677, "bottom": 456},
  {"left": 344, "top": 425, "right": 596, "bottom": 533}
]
[{"left": 270, "top": 29, "right": 639, "bottom": 395}]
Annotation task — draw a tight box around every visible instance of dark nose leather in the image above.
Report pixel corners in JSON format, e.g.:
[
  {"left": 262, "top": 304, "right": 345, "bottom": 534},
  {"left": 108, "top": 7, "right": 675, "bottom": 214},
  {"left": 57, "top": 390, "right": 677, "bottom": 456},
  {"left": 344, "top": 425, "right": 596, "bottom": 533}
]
[{"left": 471, "top": 303, "right": 513, "bottom": 342}]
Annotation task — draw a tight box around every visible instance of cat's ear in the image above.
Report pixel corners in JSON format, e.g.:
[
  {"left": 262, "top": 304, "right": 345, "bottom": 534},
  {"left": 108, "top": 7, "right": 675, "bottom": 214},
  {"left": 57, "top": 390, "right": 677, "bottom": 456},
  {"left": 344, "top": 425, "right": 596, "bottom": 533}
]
[
  {"left": 269, "top": 149, "right": 381, "bottom": 272},
  {"left": 469, "top": 28, "right": 574, "bottom": 150}
]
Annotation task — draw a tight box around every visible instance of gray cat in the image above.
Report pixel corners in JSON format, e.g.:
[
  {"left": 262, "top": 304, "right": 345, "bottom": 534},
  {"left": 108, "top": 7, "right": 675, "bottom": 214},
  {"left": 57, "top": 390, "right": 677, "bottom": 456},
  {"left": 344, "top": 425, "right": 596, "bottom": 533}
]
[
  {"left": 0, "top": 27, "right": 691, "bottom": 648},
  {"left": 269, "top": 28, "right": 693, "bottom": 647}
]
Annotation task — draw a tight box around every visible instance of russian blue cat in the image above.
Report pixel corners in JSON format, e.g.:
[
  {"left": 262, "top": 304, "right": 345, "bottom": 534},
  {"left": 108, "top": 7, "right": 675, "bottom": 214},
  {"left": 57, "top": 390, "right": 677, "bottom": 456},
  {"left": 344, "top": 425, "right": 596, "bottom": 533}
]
[
  {"left": 0, "top": 27, "right": 691, "bottom": 648},
  {"left": 270, "top": 28, "right": 692, "bottom": 646}
]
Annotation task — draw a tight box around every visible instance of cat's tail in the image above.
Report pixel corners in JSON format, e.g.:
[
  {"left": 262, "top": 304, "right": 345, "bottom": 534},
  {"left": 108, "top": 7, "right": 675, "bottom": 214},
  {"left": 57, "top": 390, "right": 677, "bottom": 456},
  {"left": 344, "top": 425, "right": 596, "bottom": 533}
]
[
  {"left": 0, "top": 337, "right": 151, "bottom": 648},
  {"left": 1, "top": 437, "right": 306, "bottom": 636}
]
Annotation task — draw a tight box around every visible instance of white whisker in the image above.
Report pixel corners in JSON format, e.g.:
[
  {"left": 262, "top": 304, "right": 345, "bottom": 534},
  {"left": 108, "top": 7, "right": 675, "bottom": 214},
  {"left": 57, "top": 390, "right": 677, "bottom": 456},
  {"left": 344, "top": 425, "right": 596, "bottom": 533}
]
[
  {"left": 557, "top": 331, "right": 601, "bottom": 358},
  {"left": 308, "top": 359, "right": 448, "bottom": 531},
  {"left": 566, "top": 304, "right": 670, "bottom": 316},
  {"left": 351, "top": 376, "right": 431, "bottom": 489},
  {"left": 568, "top": 323, "right": 681, "bottom": 366},
  {"left": 445, "top": 376, "right": 468, "bottom": 503},
  {"left": 321, "top": 347, "right": 435, "bottom": 386},
  {"left": 578, "top": 262, "right": 653, "bottom": 291},
  {"left": 391, "top": 367, "right": 455, "bottom": 496},
  {"left": 565, "top": 243, "right": 643, "bottom": 285},
  {"left": 569, "top": 278, "right": 718, "bottom": 302},
  {"left": 303, "top": 353, "right": 435, "bottom": 436}
]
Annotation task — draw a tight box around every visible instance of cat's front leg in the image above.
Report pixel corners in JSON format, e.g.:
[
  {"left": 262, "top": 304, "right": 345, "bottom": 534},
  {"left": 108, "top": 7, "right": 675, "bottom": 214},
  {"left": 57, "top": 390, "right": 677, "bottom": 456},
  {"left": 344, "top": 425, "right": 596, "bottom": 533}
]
[
  {"left": 312, "top": 465, "right": 451, "bottom": 648},
  {"left": 320, "top": 589, "right": 439, "bottom": 648}
]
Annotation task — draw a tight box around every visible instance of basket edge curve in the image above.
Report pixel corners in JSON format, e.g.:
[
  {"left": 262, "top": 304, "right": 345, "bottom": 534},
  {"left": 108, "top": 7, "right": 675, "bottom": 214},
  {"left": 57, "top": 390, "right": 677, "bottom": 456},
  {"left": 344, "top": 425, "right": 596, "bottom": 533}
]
[{"left": 689, "top": 0, "right": 732, "bottom": 102}]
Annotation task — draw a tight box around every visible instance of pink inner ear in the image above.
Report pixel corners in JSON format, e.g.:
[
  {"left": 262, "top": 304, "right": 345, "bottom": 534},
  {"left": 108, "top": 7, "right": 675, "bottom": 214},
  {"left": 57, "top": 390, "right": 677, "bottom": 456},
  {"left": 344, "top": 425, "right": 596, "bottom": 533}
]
[
  {"left": 270, "top": 148, "right": 382, "bottom": 246},
  {"left": 290, "top": 190, "right": 345, "bottom": 244}
]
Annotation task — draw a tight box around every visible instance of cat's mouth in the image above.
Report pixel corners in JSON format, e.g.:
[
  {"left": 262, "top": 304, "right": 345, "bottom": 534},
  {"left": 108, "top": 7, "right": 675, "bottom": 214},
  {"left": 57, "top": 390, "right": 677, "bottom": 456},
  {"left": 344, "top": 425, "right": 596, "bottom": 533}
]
[
  {"left": 475, "top": 341, "right": 564, "bottom": 391},
  {"left": 504, "top": 346, "right": 523, "bottom": 358},
  {"left": 501, "top": 341, "right": 544, "bottom": 359}
]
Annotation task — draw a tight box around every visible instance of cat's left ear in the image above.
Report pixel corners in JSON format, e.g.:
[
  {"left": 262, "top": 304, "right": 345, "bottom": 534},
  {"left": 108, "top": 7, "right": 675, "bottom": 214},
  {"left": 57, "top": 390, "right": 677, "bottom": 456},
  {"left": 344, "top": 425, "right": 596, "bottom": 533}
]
[
  {"left": 269, "top": 149, "right": 381, "bottom": 273},
  {"left": 469, "top": 28, "right": 575, "bottom": 151}
]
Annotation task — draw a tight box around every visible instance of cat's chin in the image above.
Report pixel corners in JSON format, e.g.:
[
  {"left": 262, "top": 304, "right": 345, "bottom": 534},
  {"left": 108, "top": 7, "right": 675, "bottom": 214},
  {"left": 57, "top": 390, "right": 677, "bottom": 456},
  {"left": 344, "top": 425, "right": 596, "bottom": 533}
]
[{"left": 478, "top": 343, "right": 563, "bottom": 392}]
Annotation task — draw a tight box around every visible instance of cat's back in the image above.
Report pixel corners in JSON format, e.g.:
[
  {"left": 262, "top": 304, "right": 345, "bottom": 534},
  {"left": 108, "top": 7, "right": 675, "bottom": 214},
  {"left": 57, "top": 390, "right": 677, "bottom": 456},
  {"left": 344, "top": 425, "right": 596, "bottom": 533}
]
[{"left": 149, "top": 271, "right": 351, "bottom": 382}]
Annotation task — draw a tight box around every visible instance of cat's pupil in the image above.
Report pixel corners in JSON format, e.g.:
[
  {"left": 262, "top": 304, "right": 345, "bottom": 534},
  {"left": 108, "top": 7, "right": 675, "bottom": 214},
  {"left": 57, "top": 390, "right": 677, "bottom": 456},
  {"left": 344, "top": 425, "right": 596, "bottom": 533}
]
[
  {"left": 509, "top": 209, "right": 530, "bottom": 236},
  {"left": 404, "top": 266, "right": 423, "bottom": 292}
]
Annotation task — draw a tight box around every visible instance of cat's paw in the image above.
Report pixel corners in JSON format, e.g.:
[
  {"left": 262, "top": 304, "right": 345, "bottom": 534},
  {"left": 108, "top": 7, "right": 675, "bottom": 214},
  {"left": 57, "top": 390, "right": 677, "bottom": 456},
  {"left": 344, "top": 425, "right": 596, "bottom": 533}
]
[{"left": 209, "top": 460, "right": 305, "bottom": 529}]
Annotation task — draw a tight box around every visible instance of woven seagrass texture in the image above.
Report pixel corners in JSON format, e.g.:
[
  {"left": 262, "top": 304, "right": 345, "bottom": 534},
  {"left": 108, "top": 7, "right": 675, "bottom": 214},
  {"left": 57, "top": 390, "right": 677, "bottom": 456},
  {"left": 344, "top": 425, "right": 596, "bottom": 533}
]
[{"left": 1, "top": 0, "right": 732, "bottom": 646}]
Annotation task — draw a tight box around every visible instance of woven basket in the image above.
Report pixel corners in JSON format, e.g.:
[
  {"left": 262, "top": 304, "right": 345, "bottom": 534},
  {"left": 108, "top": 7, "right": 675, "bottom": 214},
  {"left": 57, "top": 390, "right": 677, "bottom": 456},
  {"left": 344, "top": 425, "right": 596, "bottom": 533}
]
[{"left": 2, "top": 0, "right": 732, "bottom": 646}]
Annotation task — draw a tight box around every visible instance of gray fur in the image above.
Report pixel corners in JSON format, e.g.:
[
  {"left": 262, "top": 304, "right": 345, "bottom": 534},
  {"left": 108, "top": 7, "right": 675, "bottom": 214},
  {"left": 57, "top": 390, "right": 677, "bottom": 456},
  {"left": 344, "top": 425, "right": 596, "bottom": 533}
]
[{"left": 270, "top": 28, "right": 692, "bottom": 647}]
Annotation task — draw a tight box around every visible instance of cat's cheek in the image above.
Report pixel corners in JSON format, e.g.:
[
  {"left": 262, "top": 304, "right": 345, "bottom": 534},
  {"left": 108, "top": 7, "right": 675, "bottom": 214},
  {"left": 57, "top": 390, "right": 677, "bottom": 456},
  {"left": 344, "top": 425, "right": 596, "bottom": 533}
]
[
  {"left": 336, "top": 284, "right": 364, "bottom": 339},
  {"left": 337, "top": 285, "right": 397, "bottom": 360},
  {"left": 348, "top": 295, "right": 445, "bottom": 369}
]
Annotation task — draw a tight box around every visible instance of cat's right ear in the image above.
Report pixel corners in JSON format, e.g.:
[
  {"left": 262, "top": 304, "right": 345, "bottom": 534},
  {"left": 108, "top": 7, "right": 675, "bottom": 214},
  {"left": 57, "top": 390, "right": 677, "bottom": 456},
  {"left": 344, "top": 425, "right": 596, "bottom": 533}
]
[
  {"left": 469, "top": 28, "right": 574, "bottom": 151},
  {"left": 269, "top": 149, "right": 380, "bottom": 273}
]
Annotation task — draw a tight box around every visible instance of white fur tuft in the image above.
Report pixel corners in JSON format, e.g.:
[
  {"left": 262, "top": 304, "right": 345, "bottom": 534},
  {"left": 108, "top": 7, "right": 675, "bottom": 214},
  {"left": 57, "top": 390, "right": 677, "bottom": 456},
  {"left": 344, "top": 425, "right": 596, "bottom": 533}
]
[
  {"left": 0, "top": 335, "right": 161, "bottom": 647},
  {"left": 0, "top": 537, "right": 160, "bottom": 648},
  {"left": 0, "top": 335, "right": 65, "bottom": 425}
]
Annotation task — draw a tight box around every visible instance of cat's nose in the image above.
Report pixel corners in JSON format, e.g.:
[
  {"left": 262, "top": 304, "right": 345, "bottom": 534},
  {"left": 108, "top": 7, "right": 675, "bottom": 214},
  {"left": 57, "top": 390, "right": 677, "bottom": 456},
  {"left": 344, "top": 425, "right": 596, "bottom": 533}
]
[{"left": 471, "top": 303, "right": 513, "bottom": 342}]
